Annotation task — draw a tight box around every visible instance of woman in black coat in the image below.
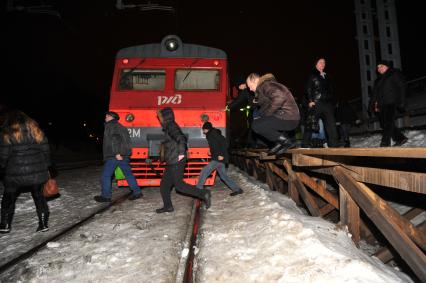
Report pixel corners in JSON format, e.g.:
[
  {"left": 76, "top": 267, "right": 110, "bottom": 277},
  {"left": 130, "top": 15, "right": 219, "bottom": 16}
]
[{"left": 0, "top": 110, "right": 51, "bottom": 233}]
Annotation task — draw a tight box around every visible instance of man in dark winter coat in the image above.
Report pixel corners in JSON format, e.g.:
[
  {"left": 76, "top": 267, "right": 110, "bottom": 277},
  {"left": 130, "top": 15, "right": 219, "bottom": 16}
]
[
  {"left": 196, "top": 122, "right": 243, "bottom": 196},
  {"left": 94, "top": 111, "right": 142, "bottom": 202},
  {"left": 156, "top": 107, "right": 211, "bottom": 213},
  {"left": 302, "top": 57, "right": 339, "bottom": 147},
  {"left": 370, "top": 60, "right": 408, "bottom": 147},
  {"left": 246, "top": 73, "right": 300, "bottom": 155}
]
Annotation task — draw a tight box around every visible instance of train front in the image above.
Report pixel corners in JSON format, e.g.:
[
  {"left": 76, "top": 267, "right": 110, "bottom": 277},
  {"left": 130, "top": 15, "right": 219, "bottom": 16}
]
[{"left": 109, "top": 35, "right": 228, "bottom": 186}]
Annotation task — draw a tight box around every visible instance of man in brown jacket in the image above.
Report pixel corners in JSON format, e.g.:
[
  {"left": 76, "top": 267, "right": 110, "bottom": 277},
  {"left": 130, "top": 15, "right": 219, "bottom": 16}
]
[{"left": 246, "top": 73, "right": 300, "bottom": 155}]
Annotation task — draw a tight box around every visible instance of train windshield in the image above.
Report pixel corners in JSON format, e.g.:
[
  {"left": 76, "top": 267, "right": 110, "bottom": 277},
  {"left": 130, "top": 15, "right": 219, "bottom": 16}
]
[
  {"left": 175, "top": 69, "right": 220, "bottom": 91},
  {"left": 118, "top": 69, "right": 166, "bottom": 90}
]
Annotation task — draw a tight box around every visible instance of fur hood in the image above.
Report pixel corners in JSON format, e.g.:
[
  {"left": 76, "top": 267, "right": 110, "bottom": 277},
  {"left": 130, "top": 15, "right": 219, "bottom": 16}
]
[{"left": 258, "top": 73, "right": 276, "bottom": 87}]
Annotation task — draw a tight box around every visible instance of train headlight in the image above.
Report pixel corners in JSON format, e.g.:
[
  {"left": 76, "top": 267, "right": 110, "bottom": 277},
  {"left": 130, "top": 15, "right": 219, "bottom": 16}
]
[
  {"left": 125, "top": 113, "right": 135, "bottom": 122},
  {"left": 200, "top": 113, "right": 209, "bottom": 122},
  {"left": 165, "top": 38, "right": 179, "bottom": 51}
]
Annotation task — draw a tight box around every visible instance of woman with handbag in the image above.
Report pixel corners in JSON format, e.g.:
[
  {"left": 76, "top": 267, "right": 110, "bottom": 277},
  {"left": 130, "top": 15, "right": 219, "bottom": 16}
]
[{"left": 0, "top": 110, "right": 51, "bottom": 233}]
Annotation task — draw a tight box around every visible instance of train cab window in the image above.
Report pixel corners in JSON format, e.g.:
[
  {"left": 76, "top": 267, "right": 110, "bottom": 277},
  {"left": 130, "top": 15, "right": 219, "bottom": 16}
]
[
  {"left": 175, "top": 69, "right": 220, "bottom": 91},
  {"left": 118, "top": 69, "right": 166, "bottom": 90}
]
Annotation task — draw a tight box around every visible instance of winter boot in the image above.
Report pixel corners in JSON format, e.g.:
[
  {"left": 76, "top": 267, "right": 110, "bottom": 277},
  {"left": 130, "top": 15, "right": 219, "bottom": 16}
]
[
  {"left": 203, "top": 190, "right": 211, "bottom": 209},
  {"left": 36, "top": 212, "right": 49, "bottom": 232},
  {"left": 0, "top": 214, "right": 11, "bottom": 234},
  {"left": 268, "top": 135, "right": 293, "bottom": 155},
  {"left": 155, "top": 207, "right": 174, "bottom": 213}
]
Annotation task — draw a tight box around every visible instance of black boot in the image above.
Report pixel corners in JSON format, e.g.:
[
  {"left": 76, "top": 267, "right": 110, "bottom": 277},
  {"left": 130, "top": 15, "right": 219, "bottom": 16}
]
[
  {"left": 203, "top": 190, "right": 211, "bottom": 209},
  {"left": 0, "top": 213, "right": 11, "bottom": 234},
  {"left": 268, "top": 135, "right": 292, "bottom": 155},
  {"left": 156, "top": 207, "right": 174, "bottom": 213},
  {"left": 36, "top": 212, "right": 49, "bottom": 232}
]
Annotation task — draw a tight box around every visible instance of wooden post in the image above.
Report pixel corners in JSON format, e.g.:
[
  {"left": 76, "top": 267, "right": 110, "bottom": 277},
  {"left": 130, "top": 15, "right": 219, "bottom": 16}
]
[
  {"left": 333, "top": 166, "right": 426, "bottom": 282},
  {"left": 339, "top": 184, "right": 361, "bottom": 244}
]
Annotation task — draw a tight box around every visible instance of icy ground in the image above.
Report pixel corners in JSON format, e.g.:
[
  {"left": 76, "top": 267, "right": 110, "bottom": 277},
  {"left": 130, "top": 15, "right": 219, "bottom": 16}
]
[{"left": 0, "top": 129, "right": 424, "bottom": 282}]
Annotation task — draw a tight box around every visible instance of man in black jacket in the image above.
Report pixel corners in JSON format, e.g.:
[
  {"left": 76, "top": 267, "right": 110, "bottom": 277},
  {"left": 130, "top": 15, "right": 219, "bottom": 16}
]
[
  {"left": 302, "top": 58, "right": 339, "bottom": 148},
  {"left": 370, "top": 60, "right": 408, "bottom": 147},
  {"left": 156, "top": 107, "right": 211, "bottom": 213},
  {"left": 94, "top": 111, "right": 142, "bottom": 202},
  {"left": 197, "top": 122, "right": 243, "bottom": 196}
]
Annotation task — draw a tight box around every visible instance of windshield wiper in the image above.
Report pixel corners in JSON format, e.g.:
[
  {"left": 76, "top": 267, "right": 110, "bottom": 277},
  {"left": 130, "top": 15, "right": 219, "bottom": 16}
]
[
  {"left": 118, "top": 58, "right": 146, "bottom": 86},
  {"left": 182, "top": 58, "right": 200, "bottom": 83}
]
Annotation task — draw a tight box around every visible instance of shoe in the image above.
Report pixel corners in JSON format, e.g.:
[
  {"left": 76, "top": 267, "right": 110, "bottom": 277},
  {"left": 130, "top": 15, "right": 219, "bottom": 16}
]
[
  {"left": 156, "top": 207, "right": 174, "bottom": 213},
  {"left": 380, "top": 142, "right": 391, "bottom": 147},
  {"left": 275, "top": 143, "right": 297, "bottom": 155},
  {"left": 36, "top": 223, "right": 49, "bottom": 232},
  {"left": 94, "top": 196, "right": 111, "bottom": 202},
  {"left": 0, "top": 223, "right": 11, "bottom": 234},
  {"left": 128, "top": 193, "right": 142, "bottom": 201},
  {"left": 230, "top": 189, "right": 244, "bottom": 196},
  {"left": 394, "top": 138, "right": 408, "bottom": 147},
  {"left": 203, "top": 190, "right": 211, "bottom": 209},
  {"left": 36, "top": 212, "right": 49, "bottom": 232},
  {"left": 268, "top": 135, "right": 292, "bottom": 155}
]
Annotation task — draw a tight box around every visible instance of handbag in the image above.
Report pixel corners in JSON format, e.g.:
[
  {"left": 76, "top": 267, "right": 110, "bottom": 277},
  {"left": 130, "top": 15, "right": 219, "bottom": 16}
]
[
  {"left": 43, "top": 173, "right": 59, "bottom": 198},
  {"left": 306, "top": 110, "right": 319, "bottom": 132},
  {"left": 114, "top": 166, "right": 126, "bottom": 180}
]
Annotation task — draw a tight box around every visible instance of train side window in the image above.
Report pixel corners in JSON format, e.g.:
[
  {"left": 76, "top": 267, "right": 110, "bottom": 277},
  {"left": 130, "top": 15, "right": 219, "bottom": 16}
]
[
  {"left": 174, "top": 69, "right": 220, "bottom": 91},
  {"left": 118, "top": 69, "right": 166, "bottom": 90}
]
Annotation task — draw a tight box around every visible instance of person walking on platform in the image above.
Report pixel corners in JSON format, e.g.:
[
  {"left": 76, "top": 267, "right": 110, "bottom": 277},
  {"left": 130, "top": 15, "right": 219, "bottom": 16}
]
[
  {"left": 0, "top": 110, "right": 51, "bottom": 233},
  {"left": 197, "top": 122, "right": 243, "bottom": 196},
  {"left": 94, "top": 111, "right": 142, "bottom": 202},
  {"left": 370, "top": 60, "right": 408, "bottom": 147},
  {"left": 302, "top": 57, "right": 339, "bottom": 147},
  {"left": 156, "top": 107, "right": 211, "bottom": 213},
  {"left": 246, "top": 73, "right": 300, "bottom": 155}
]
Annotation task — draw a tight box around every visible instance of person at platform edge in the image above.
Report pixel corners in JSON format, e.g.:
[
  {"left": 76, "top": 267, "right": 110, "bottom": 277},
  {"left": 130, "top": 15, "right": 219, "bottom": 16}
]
[
  {"left": 370, "top": 60, "right": 408, "bottom": 147},
  {"left": 246, "top": 73, "right": 300, "bottom": 155},
  {"left": 94, "top": 111, "right": 142, "bottom": 202},
  {"left": 155, "top": 107, "right": 211, "bottom": 213},
  {"left": 197, "top": 122, "right": 243, "bottom": 196}
]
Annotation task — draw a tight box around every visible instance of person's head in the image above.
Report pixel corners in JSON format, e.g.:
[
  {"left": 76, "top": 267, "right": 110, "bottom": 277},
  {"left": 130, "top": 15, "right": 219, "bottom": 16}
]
[
  {"left": 202, "top": 122, "right": 213, "bottom": 134},
  {"left": 105, "top": 111, "right": 119, "bottom": 122},
  {"left": 377, "top": 60, "right": 391, "bottom": 75},
  {"left": 315, "top": 58, "right": 326, "bottom": 72},
  {"left": 1, "top": 110, "right": 44, "bottom": 144},
  {"left": 158, "top": 107, "right": 175, "bottom": 125},
  {"left": 246, "top": 73, "right": 260, "bottom": 92}
]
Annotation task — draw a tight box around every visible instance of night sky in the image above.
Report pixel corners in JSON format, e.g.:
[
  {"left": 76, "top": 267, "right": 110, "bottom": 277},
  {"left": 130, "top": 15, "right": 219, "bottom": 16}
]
[{"left": 2, "top": 0, "right": 425, "bottom": 135}]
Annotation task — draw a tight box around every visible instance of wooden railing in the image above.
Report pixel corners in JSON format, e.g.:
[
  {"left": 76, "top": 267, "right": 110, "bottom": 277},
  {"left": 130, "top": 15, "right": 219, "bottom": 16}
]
[{"left": 231, "top": 147, "right": 426, "bottom": 282}]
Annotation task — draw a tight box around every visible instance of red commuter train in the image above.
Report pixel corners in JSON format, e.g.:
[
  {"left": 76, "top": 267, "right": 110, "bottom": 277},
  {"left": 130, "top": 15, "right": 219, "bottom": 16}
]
[{"left": 109, "top": 35, "right": 229, "bottom": 186}]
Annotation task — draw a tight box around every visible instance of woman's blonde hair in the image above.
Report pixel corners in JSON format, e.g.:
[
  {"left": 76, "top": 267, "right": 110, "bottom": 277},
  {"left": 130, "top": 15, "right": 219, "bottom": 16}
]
[{"left": 2, "top": 110, "right": 44, "bottom": 144}]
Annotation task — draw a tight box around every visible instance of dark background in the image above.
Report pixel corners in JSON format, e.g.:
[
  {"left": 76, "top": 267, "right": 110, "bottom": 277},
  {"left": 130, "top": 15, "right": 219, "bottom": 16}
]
[{"left": 1, "top": 0, "right": 425, "bottom": 141}]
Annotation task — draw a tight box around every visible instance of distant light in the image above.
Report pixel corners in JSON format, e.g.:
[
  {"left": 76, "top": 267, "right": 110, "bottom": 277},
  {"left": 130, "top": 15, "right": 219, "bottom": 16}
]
[
  {"left": 239, "top": 108, "right": 244, "bottom": 111},
  {"left": 83, "top": 123, "right": 87, "bottom": 127},
  {"left": 213, "top": 60, "right": 219, "bottom": 66},
  {"left": 246, "top": 106, "right": 251, "bottom": 109},
  {"left": 89, "top": 134, "right": 94, "bottom": 138},
  {"left": 122, "top": 58, "right": 129, "bottom": 64},
  {"left": 48, "top": 122, "right": 53, "bottom": 126}
]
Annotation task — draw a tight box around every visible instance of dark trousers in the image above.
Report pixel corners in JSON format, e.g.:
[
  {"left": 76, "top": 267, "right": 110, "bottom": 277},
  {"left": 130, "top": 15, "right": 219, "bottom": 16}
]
[
  {"left": 378, "top": 103, "right": 406, "bottom": 146},
  {"left": 252, "top": 116, "right": 299, "bottom": 142},
  {"left": 303, "top": 101, "right": 338, "bottom": 146},
  {"left": 160, "top": 159, "right": 206, "bottom": 208},
  {"left": 1, "top": 184, "right": 49, "bottom": 225}
]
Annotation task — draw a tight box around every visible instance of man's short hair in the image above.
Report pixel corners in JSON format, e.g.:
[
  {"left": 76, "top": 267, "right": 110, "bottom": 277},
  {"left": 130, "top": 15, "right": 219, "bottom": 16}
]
[{"left": 247, "top": 73, "right": 260, "bottom": 81}]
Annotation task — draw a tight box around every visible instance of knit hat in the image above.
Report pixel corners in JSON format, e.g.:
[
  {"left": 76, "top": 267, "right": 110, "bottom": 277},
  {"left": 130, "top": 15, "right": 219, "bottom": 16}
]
[
  {"left": 377, "top": 59, "right": 392, "bottom": 67},
  {"left": 105, "top": 111, "right": 120, "bottom": 120},
  {"left": 202, "top": 122, "right": 213, "bottom": 130}
]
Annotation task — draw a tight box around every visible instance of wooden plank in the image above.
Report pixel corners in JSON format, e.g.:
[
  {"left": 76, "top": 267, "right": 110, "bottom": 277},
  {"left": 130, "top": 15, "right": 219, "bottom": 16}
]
[
  {"left": 289, "top": 147, "right": 426, "bottom": 159},
  {"left": 299, "top": 157, "right": 426, "bottom": 194},
  {"left": 283, "top": 160, "right": 321, "bottom": 217},
  {"left": 251, "top": 159, "right": 258, "bottom": 179},
  {"left": 296, "top": 172, "right": 339, "bottom": 209},
  {"left": 339, "top": 184, "right": 361, "bottom": 244},
  {"left": 319, "top": 204, "right": 335, "bottom": 216},
  {"left": 332, "top": 166, "right": 426, "bottom": 281},
  {"left": 268, "top": 163, "right": 289, "bottom": 182}
]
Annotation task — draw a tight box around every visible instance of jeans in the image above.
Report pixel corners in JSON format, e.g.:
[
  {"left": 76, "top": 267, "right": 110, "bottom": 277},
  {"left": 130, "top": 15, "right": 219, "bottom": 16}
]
[
  {"left": 160, "top": 159, "right": 207, "bottom": 208},
  {"left": 196, "top": 160, "right": 240, "bottom": 192},
  {"left": 101, "top": 158, "right": 141, "bottom": 198},
  {"left": 311, "top": 118, "right": 325, "bottom": 140}
]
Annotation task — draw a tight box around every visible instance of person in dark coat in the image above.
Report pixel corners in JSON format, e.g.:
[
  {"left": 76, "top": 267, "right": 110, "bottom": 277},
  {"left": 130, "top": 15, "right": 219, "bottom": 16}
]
[
  {"left": 94, "top": 111, "right": 142, "bottom": 202},
  {"left": 302, "top": 57, "right": 339, "bottom": 147},
  {"left": 335, "top": 100, "right": 360, "bottom": 147},
  {"left": 246, "top": 73, "right": 300, "bottom": 155},
  {"left": 370, "top": 60, "right": 408, "bottom": 147},
  {"left": 156, "top": 107, "right": 211, "bottom": 213},
  {"left": 0, "top": 110, "right": 51, "bottom": 233},
  {"left": 196, "top": 122, "right": 243, "bottom": 196}
]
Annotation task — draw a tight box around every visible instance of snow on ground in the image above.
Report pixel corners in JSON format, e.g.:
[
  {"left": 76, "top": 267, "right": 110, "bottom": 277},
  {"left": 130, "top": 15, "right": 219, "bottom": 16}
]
[
  {"left": 1, "top": 184, "right": 194, "bottom": 283},
  {"left": 0, "top": 167, "right": 129, "bottom": 267},
  {"left": 350, "top": 129, "right": 426, "bottom": 148},
  {"left": 195, "top": 167, "right": 413, "bottom": 283}
]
